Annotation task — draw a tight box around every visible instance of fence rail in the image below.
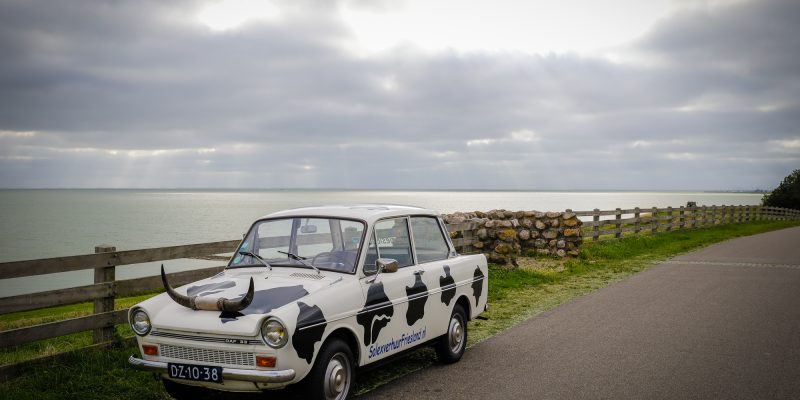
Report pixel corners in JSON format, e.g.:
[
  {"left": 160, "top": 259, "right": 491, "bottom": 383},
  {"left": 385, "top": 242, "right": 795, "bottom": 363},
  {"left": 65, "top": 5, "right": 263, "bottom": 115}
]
[
  {"left": 1, "top": 205, "right": 798, "bottom": 372},
  {"left": 0, "top": 223, "right": 477, "bottom": 352},
  {"left": 574, "top": 205, "right": 799, "bottom": 242}
]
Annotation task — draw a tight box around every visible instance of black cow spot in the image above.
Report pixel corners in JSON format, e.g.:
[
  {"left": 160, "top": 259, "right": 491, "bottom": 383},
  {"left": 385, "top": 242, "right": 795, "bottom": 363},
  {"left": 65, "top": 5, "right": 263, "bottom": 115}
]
[
  {"left": 356, "top": 282, "right": 394, "bottom": 345},
  {"left": 471, "top": 266, "right": 485, "bottom": 307},
  {"left": 405, "top": 271, "right": 428, "bottom": 325},
  {"left": 293, "top": 302, "right": 327, "bottom": 364},
  {"left": 440, "top": 265, "right": 456, "bottom": 306},
  {"left": 219, "top": 285, "right": 309, "bottom": 322},
  {"left": 187, "top": 281, "right": 236, "bottom": 297}
]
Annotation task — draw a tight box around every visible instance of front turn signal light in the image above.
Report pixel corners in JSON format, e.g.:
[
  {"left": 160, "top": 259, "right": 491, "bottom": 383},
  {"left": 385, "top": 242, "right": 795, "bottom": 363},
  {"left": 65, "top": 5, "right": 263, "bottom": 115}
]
[
  {"left": 256, "top": 355, "right": 276, "bottom": 368},
  {"left": 142, "top": 344, "right": 158, "bottom": 356}
]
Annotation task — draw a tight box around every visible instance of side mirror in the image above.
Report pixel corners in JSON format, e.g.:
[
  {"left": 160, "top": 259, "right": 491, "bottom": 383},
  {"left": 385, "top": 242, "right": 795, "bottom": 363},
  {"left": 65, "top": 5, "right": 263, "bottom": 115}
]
[
  {"left": 365, "top": 258, "right": 398, "bottom": 282},
  {"left": 376, "top": 258, "right": 398, "bottom": 273}
]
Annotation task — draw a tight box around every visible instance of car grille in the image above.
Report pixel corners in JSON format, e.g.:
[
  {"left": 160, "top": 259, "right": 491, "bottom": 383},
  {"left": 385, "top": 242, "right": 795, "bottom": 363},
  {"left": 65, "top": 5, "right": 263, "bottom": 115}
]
[
  {"left": 160, "top": 344, "right": 255, "bottom": 367},
  {"left": 151, "top": 331, "right": 262, "bottom": 345}
]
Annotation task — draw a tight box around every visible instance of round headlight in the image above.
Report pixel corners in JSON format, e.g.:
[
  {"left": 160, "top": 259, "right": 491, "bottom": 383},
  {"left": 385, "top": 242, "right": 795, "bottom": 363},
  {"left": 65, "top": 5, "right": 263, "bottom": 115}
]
[
  {"left": 261, "top": 318, "right": 288, "bottom": 348},
  {"left": 131, "top": 308, "right": 151, "bottom": 336}
]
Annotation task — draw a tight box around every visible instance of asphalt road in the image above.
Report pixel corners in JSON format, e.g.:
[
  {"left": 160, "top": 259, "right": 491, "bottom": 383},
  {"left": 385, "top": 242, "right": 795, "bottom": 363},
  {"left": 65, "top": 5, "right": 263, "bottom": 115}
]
[{"left": 363, "top": 226, "right": 800, "bottom": 400}]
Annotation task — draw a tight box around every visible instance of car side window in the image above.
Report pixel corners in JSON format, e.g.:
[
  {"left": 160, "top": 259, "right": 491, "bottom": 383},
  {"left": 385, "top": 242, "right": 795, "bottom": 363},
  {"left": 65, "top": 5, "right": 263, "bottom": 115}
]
[
  {"left": 373, "top": 218, "right": 414, "bottom": 268},
  {"left": 410, "top": 217, "right": 450, "bottom": 263}
]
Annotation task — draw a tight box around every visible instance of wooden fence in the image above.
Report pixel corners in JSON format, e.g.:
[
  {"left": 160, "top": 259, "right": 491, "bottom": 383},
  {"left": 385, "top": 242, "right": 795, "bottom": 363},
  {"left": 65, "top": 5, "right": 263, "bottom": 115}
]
[
  {"left": 573, "top": 205, "right": 800, "bottom": 241},
  {"left": 0, "top": 205, "right": 798, "bottom": 377},
  {"left": 0, "top": 224, "right": 476, "bottom": 353}
]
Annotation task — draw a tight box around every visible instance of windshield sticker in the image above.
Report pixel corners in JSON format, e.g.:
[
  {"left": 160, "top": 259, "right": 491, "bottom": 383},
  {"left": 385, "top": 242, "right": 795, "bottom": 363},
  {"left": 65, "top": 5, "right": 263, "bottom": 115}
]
[
  {"left": 377, "top": 237, "right": 395, "bottom": 248},
  {"left": 368, "top": 327, "right": 427, "bottom": 359}
]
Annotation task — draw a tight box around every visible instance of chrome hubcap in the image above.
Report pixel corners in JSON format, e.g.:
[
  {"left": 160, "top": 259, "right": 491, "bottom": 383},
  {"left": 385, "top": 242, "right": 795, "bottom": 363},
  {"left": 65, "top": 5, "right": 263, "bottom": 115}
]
[
  {"left": 324, "top": 353, "right": 350, "bottom": 399},
  {"left": 449, "top": 317, "right": 464, "bottom": 353}
]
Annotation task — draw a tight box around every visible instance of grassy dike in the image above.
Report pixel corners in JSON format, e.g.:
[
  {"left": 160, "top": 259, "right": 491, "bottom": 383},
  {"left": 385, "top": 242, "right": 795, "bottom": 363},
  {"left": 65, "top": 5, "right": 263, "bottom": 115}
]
[{"left": 2, "top": 220, "right": 798, "bottom": 399}]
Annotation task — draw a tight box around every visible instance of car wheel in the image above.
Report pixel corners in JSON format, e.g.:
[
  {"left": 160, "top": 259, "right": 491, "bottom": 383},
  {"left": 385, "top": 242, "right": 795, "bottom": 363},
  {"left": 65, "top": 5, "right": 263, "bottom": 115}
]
[
  {"left": 162, "top": 379, "right": 213, "bottom": 400},
  {"left": 435, "top": 303, "right": 467, "bottom": 364},
  {"left": 305, "top": 338, "right": 355, "bottom": 400}
]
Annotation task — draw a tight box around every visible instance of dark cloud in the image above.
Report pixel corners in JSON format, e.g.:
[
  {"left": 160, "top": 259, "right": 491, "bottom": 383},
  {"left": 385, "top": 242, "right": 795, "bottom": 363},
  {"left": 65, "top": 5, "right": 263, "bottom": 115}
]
[{"left": 0, "top": 0, "right": 798, "bottom": 190}]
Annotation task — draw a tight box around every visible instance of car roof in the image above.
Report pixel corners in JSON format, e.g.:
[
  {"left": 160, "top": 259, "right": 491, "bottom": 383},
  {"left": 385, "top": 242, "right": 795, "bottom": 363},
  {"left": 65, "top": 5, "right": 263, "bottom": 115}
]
[{"left": 260, "top": 204, "right": 439, "bottom": 224}]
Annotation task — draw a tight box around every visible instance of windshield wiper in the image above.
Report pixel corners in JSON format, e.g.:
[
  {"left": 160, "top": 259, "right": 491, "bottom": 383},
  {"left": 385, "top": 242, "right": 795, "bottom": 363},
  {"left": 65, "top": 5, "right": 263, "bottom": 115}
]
[
  {"left": 278, "top": 250, "right": 320, "bottom": 275},
  {"left": 238, "top": 251, "right": 273, "bottom": 271}
]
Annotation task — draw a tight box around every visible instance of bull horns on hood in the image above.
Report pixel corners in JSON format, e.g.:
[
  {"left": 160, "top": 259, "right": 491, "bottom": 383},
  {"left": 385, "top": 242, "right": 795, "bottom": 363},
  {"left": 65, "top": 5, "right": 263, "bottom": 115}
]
[{"left": 161, "top": 265, "right": 255, "bottom": 312}]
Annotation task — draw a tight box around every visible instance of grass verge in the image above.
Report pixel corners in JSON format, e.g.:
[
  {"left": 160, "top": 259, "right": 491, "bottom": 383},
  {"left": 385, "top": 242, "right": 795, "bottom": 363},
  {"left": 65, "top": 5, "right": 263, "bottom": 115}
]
[{"left": 1, "top": 221, "right": 798, "bottom": 399}]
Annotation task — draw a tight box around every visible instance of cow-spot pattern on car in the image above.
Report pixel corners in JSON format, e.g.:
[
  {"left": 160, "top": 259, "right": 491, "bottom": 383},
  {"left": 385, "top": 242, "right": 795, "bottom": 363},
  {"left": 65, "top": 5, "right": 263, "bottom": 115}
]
[{"left": 128, "top": 205, "right": 488, "bottom": 400}]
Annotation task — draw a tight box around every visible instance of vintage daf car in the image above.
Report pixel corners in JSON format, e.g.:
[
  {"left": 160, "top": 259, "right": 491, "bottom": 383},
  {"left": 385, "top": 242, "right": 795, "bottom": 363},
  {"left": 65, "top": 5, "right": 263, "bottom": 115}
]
[{"left": 128, "top": 205, "right": 488, "bottom": 399}]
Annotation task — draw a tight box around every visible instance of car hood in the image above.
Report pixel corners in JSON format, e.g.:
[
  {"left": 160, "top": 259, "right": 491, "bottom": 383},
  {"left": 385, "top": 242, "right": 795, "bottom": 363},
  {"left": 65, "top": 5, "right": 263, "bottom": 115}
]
[{"left": 140, "top": 267, "right": 343, "bottom": 337}]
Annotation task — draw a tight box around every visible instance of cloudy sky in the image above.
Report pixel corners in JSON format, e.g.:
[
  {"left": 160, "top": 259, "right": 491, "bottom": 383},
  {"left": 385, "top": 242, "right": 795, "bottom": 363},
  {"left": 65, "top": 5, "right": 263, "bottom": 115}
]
[{"left": 0, "top": 0, "right": 797, "bottom": 190}]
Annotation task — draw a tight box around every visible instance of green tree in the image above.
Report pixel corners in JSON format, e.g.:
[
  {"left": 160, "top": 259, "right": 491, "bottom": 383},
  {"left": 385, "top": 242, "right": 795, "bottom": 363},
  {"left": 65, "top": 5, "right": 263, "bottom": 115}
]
[{"left": 762, "top": 169, "right": 800, "bottom": 209}]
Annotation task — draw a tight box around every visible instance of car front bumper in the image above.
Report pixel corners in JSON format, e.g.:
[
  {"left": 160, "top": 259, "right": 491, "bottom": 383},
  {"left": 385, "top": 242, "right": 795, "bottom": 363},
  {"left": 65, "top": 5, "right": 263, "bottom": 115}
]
[{"left": 128, "top": 355, "right": 296, "bottom": 384}]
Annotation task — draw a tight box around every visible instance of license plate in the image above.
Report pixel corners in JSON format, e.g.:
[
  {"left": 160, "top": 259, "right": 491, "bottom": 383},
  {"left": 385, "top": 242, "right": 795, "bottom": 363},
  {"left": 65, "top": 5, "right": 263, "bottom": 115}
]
[{"left": 167, "top": 363, "right": 223, "bottom": 383}]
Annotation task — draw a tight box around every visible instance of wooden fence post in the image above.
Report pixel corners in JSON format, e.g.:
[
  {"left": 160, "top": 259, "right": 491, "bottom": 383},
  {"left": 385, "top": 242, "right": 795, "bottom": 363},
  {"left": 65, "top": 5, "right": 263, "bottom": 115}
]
[
  {"left": 701, "top": 206, "right": 707, "bottom": 227},
  {"left": 679, "top": 206, "right": 685, "bottom": 230},
  {"left": 592, "top": 209, "right": 600, "bottom": 241},
  {"left": 615, "top": 208, "right": 622, "bottom": 239},
  {"left": 651, "top": 207, "right": 658, "bottom": 234},
  {"left": 634, "top": 207, "right": 641, "bottom": 234},
  {"left": 93, "top": 245, "right": 117, "bottom": 344},
  {"left": 666, "top": 207, "right": 673, "bottom": 231},
  {"left": 711, "top": 205, "right": 717, "bottom": 225}
]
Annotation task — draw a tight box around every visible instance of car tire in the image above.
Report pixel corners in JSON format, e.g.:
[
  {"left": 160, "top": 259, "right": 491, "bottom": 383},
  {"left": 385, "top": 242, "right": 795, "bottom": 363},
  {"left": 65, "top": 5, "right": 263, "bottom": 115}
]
[
  {"left": 162, "top": 379, "right": 213, "bottom": 400},
  {"left": 435, "top": 303, "right": 467, "bottom": 364},
  {"left": 305, "top": 338, "right": 356, "bottom": 400}
]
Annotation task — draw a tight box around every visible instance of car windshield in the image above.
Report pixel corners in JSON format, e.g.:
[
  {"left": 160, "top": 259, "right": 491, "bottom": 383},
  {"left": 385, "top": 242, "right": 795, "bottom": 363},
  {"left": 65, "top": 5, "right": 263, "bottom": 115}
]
[{"left": 228, "top": 217, "right": 366, "bottom": 273}]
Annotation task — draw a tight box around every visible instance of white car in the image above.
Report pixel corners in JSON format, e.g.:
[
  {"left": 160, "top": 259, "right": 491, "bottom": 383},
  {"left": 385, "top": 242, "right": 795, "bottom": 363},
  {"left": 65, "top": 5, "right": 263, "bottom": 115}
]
[{"left": 129, "top": 205, "right": 488, "bottom": 399}]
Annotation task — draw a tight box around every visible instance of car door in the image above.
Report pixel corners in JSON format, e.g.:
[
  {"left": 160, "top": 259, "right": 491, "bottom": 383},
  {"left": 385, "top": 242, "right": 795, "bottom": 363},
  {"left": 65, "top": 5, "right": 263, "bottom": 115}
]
[
  {"left": 357, "top": 217, "right": 418, "bottom": 363},
  {"left": 407, "top": 216, "right": 458, "bottom": 341}
]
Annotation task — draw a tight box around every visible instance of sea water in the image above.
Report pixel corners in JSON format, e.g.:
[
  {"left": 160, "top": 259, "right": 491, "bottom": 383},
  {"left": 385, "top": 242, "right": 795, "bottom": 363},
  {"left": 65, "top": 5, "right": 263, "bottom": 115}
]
[{"left": 0, "top": 189, "right": 762, "bottom": 296}]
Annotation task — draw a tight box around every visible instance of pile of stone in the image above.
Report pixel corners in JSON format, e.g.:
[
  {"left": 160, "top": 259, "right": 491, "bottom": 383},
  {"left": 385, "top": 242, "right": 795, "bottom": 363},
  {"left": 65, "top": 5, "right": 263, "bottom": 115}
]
[{"left": 442, "top": 209, "right": 582, "bottom": 265}]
